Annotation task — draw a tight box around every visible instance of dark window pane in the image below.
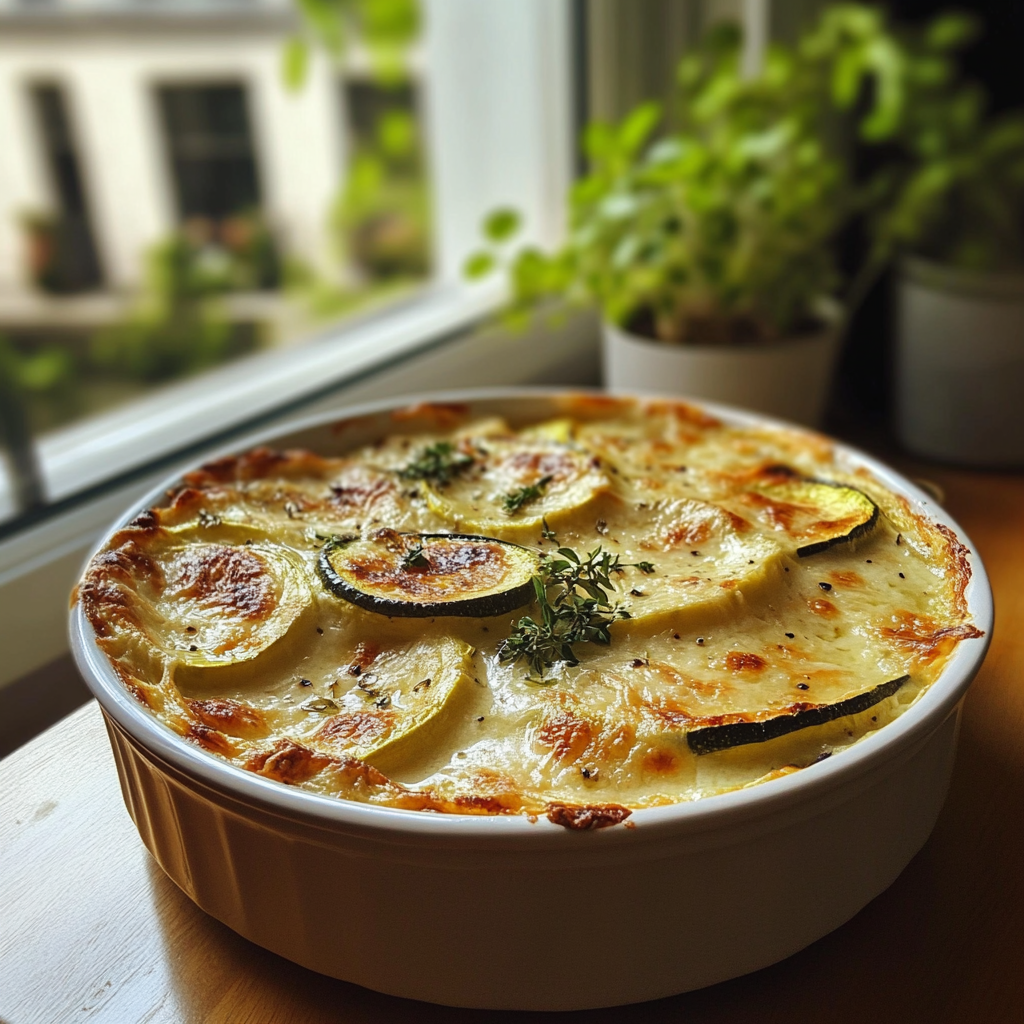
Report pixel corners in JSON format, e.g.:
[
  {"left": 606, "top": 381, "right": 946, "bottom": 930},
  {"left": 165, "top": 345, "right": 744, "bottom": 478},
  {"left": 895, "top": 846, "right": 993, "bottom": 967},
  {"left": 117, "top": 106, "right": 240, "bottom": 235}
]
[
  {"left": 28, "top": 84, "right": 103, "bottom": 292},
  {"left": 158, "top": 84, "right": 261, "bottom": 221}
]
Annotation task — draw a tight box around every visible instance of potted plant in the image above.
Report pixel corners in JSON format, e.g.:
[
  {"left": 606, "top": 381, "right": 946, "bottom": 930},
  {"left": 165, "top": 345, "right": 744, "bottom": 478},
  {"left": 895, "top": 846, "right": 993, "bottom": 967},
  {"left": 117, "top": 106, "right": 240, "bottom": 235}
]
[
  {"left": 846, "top": 10, "right": 1024, "bottom": 465},
  {"left": 19, "top": 209, "right": 61, "bottom": 294},
  {"left": 466, "top": 18, "right": 889, "bottom": 426}
]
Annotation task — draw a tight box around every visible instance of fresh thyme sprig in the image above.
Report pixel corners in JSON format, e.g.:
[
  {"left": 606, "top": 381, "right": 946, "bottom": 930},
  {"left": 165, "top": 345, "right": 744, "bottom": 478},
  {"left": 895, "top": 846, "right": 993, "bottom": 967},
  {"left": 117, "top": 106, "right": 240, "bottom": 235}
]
[
  {"left": 499, "top": 546, "right": 655, "bottom": 679},
  {"left": 401, "top": 542, "right": 429, "bottom": 569},
  {"left": 502, "top": 475, "right": 553, "bottom": 514},
  {"left": 398, "top": 441, "right": 474, "bottom": 485}
]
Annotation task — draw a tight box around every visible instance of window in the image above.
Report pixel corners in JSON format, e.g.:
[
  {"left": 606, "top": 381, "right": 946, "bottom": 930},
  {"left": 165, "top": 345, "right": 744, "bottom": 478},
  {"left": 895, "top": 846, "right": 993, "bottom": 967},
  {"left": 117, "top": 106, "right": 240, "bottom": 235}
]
[
  {"left": 341, "top": 78, "right": 431, "bottom": 281},
  {"left": 0, "top": 0, "right": 575, "bottom": 687},
  {"left": 28, "top": 83, "right": 103, "bottom": 292},
  {"left": 158, "top": 84, "right": 263, "bottom": 224}
]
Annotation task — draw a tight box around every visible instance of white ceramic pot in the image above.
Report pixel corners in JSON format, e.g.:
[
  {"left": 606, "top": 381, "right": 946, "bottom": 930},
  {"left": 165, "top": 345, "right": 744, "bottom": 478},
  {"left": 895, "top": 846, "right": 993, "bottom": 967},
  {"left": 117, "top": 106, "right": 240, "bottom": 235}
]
[
  {"left": 69, "top": 391, "right": 992, "bottom": 1011},
  {"left": 896, "top": 258, "right": 1024, "bottom": 466},
  {"left": 602, "top": 308, "right": 842, "bottom": 427}
]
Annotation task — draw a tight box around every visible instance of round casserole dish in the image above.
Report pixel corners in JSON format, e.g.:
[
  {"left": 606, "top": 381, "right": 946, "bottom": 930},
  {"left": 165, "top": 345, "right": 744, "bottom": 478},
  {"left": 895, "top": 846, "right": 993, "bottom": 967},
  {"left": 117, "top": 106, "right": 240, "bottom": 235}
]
[{"left": 69, "top": 389, "right": 993, "bottom": 1011}]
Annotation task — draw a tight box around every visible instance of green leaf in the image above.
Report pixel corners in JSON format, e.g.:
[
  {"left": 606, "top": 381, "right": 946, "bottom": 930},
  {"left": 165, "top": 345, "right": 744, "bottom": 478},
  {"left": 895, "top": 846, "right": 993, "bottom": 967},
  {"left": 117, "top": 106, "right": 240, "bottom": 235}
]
[
  {"left": 618, "top": 101, "right": 662, "bottom": 157},
  {"left": 925, "top": 12, "right": 979, "bottom": 51},
  {"left": 377, "top": 110, "right": 415, "bottom": 159},
  {"left": 645, "top": 138, "right": 686, "bottom": 166},
  {"left": 831, "top": 48, "right": 864, "bottom": 108},
  {"left": 463, "top": 251, "right": 496, "bottom": 280},
  {"left": 483, "top": 208, "right": 522, "bottom": 243},
  {"left": 282, "top": 36, "right": 309, "bottom": 92},
  {"left": 583, "top": 121, "right": 617, "bottom": 162},
  {"left": 297, "top": 0, "right": 345, "bottom": 57},
  {"left": 612, "top": 234, "right": 641, "bottom": 270},
  {"left": 859, "top": 38, "right": 905, "bottom": 141}
]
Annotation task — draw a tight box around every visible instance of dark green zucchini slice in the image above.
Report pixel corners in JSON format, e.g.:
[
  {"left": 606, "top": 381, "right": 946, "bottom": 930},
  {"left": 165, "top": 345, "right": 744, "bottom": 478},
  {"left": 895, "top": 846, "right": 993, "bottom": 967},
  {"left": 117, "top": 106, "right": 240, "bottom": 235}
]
[
  {"left": 686, "top": 674, "right": 909, "bottom": 755},
  {"left": 747, "top": 476, "right": 879, "bottom": 557},
  {"left": 317, "top": 530, "right": 539, "bottom": 618}
]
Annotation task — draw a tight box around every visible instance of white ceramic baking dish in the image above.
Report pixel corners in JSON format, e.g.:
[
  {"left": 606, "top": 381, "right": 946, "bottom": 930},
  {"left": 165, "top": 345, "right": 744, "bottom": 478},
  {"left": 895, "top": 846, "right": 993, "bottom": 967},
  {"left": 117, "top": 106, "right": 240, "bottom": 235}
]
[{"left": 69, "top": 390, "right": 993, "bottom": 1011}]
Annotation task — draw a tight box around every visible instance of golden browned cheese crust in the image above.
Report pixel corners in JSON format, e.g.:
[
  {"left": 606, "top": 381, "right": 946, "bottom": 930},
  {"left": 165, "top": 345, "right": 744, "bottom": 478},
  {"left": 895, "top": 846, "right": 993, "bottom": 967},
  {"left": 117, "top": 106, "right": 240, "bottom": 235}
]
[{"left": 78, "top": 398, "right": 983, "bottom": 827}]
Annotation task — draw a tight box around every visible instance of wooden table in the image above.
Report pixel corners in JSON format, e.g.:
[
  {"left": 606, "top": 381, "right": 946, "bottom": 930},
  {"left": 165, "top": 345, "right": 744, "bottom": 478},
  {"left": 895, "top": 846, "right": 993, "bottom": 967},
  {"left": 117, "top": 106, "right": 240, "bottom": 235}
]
[{"left": 2, "top": 465, "right": 1022, "bottom": 1024}]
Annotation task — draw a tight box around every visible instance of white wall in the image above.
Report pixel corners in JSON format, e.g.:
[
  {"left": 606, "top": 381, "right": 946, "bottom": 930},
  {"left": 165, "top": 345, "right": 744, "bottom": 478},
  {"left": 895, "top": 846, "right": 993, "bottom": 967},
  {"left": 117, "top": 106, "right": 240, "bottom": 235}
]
[{"left": 0, "top": 26, "right": 342, "bottom": 293}]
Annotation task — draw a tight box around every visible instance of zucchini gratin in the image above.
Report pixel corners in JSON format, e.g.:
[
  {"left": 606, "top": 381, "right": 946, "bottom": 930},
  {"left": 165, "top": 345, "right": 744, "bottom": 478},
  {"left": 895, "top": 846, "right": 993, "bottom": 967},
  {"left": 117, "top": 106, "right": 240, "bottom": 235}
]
[{"left": 77, "top": 397, "right": 983, "bottom": 829}]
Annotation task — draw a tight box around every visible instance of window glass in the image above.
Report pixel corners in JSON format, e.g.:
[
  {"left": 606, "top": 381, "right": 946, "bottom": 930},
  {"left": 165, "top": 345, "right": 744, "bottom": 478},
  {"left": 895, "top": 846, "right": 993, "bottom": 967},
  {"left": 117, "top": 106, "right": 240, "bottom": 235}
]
[
  {"left": 28, "top": 83, "right": 104, "bottom": 292},
  {"left": 0, "top": 0, "right": 436, "bottom": 529},
  {"left": 158, "top": 84, "right": 263, "bottom": 223},
  {"left": 342, "top": 79, "right": 431, "bottom": 283}
]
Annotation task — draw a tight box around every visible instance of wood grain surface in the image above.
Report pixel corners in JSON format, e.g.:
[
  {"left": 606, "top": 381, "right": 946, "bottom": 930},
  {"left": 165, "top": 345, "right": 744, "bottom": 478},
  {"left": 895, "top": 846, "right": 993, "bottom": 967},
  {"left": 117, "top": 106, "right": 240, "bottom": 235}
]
[{"left": 1, "top": 465, "right": 1021, "bottom": 1024}]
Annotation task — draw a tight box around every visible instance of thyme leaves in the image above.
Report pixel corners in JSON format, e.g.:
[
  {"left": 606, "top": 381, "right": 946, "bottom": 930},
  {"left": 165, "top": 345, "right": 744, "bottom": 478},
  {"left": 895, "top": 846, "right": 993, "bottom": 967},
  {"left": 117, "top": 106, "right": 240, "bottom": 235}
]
[
  {"left": 401, "top": 542, "right": 429, "bottom": 569},
  {"left": 398, "top": 441, "right": 474, "bottom": 485},
  {"left": 502, "top": 475, "right": 553, "bottom": 514},
  {"left": 499, "top": 546, "right": 656, "bottom": 679}
]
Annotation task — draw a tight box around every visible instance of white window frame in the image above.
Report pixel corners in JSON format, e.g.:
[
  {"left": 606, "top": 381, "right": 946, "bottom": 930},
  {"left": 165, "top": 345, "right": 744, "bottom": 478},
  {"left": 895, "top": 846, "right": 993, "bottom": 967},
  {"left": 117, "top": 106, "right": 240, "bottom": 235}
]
[{"left": 0, "top": 0, "right": 577, "bottom": 688}]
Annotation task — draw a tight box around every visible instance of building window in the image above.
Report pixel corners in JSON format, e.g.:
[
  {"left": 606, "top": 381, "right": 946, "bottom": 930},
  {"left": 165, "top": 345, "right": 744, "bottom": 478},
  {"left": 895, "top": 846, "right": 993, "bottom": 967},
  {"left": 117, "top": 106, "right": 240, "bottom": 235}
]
[
  {"left": 28, "top": 83, "right": 103, "bottom": 292},
  {"left": 340, "top": 78, "right": 431, "bottom": 283},
  {"left": 157, "top": 84, "right": 262, "bottom": 223}
]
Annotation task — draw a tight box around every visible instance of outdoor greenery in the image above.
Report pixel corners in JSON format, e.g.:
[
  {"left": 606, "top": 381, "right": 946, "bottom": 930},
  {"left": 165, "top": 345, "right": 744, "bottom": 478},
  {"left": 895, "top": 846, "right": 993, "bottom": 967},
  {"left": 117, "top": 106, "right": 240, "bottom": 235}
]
[
  {"left": 469, "top": 4, "right": 1024, "bottom": 347},
  {"left": 89, "top": 214, "right": 282, "bottom": 383},
  {"left": 283, "top": 0, "right": 420, "bottom": 92},
  {"left": 334, "top": 104, "right": 431, "bottom": 281},
  {"left": 90, "top": 241, "right": 240, "bottom": 384},
  {"left": 0, "top": 224, "right": 272, "bottom": 436},
  {"left": 2, "top": 0, "right": 428, "bottom": 449},
  {"left": 284, "top": 0, "right": 430, "bottom": 308}
]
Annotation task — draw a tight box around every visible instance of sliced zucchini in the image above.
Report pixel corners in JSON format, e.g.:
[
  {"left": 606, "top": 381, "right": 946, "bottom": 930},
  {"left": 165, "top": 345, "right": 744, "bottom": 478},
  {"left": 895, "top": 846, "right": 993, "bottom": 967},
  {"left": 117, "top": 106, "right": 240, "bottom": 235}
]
[
  {"left": 419, "top": 438, "right": 608, "bottom": 531},
  {"left": 518, "top": 418, "right": 574, "bottom": 443},
  {"left": 742, "top": 477, "right": 879, "bottom": 557},
  {"left": 318, "top": 531, "right": 539, "bottom": 617},
  {"left": 614, "top": 532, "right": 788, "bottom": 632},
  {"left": 312, "top": 637, "right": 476, "bottom": 772},
  {"left": 686, "top": 674, "right": 909, "bottom": 755},
  {"left": 145, "top": 536, "right": 312, "bottom": 669}
]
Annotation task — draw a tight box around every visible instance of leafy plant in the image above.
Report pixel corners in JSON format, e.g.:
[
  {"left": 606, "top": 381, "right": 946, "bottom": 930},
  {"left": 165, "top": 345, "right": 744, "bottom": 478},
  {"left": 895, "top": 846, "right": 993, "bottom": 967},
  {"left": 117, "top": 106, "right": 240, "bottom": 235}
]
[
  {"left": 468, "top": 5, "right": 1024, "bottom": 346},
  {"left": 334, "top": 104, "right": 431, "bottom": 280},
  {"left": 469, "top": 21, "right": 863, "bottom": 346},
  {"left": 89, "top": 235, "right": 254, "bottom": 383},
  {"left": 283, "top": 0, "right": 420, "bottom": 91},
  {"left": 282, "top": 1, "right": 430, "bottom": 288},
  {"left": 818, "top": 6, "right": 1024, "bottom": 273}
]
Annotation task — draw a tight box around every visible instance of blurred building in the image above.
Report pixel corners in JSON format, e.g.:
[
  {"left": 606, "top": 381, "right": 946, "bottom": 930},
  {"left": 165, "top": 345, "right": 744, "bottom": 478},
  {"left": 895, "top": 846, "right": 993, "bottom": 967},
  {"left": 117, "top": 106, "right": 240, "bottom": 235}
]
[{"left": 0, "top": 0, "right": 419, "bottom": 323}]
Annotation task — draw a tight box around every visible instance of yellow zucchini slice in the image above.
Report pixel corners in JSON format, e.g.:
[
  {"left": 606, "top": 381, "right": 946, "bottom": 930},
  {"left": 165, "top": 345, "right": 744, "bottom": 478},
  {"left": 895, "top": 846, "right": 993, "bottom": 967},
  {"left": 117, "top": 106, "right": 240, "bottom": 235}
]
[
  {"left": 518, "top": 418, "right": 575, "bottom": 443},
  {"left": 138, "top": 535, "right": 312, "bottom": 669},
  {"left": 420, "top": 438, "right": 608, "bottom": 531},
  {"left": 615, "top": 533, "right": 789, "bottom": 631},
  {"left": 318, "top": 530, "right": 539, "bottom": 617},
  {"left": 311, "top": 637, "right": 477, "bottom": 771}
]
